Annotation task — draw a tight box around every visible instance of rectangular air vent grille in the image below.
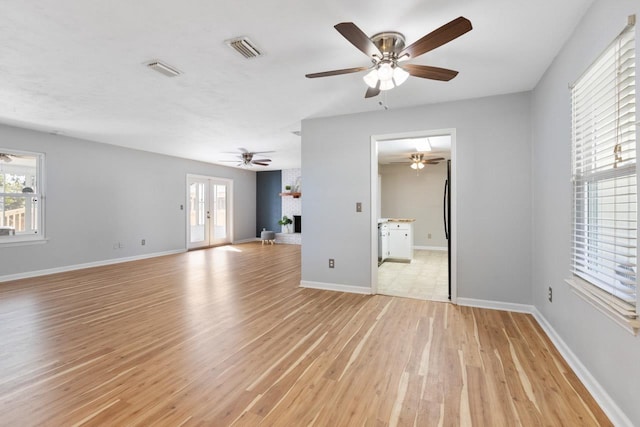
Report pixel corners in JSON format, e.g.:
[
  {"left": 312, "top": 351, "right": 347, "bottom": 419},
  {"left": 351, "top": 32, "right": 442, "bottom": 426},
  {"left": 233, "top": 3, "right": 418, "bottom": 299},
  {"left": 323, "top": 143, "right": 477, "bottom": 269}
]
[
  {"left": 226, "top": 37, "right": 262, "bottom": 59},
  {"left": 146, "top": 61, "right": 181, "bottom": 77}
]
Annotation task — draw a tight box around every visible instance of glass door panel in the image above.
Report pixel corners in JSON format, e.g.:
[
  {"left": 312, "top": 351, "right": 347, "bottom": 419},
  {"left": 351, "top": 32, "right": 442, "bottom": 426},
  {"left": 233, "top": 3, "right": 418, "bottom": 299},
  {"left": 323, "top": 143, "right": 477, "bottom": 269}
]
[
  {"left": 210, "top": 183, "right": 228, "bottom": 244},
  {"left": 188, "top": 180, "right": 209, "bottom": 248},
  {"left": 187, "top": 176, "right": 231, "bottom": 249}
]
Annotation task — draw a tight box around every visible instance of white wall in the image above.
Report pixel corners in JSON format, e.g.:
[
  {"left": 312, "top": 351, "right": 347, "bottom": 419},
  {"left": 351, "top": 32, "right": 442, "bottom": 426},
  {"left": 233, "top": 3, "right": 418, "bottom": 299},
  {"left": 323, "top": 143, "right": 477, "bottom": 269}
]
[
  {"left": 281, "top": 168, "right": 301, "bottom": 232},
  {"left": 0, "top": 123, "right": 256, "bottom": 277},
  {"left": 531, "top": 0, "right": 640, "bottom": 424},
  {"left": 301, "top": 92, "right": 532, "bottom": 303},
  {"left": 380, "top": 163, "right": 447, "bottom": 248}
]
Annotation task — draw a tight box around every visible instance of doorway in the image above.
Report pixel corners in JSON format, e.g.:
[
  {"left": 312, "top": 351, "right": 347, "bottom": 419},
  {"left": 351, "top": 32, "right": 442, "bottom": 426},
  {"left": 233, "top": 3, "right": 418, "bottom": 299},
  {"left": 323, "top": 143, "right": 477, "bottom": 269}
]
[
  {"left": 187, "top": 175, "right": 232, "bottom": 249},
  {"left": 370, "top": 130, "right": 456, "bottom": 302}
]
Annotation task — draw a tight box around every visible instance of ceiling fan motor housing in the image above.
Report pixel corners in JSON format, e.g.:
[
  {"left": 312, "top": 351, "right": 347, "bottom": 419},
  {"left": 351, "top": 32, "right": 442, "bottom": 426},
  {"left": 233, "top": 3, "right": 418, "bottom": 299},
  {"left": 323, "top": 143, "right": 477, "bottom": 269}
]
[{"left": 371, "top": 32, "right": 406, "bottom": 56}]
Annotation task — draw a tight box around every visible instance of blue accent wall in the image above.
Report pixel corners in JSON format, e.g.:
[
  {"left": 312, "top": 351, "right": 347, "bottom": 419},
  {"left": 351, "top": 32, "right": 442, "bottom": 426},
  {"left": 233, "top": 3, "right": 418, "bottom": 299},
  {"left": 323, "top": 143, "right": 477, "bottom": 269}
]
[{"left": 256, "top": 170, "right": 281, "bottom": 237}]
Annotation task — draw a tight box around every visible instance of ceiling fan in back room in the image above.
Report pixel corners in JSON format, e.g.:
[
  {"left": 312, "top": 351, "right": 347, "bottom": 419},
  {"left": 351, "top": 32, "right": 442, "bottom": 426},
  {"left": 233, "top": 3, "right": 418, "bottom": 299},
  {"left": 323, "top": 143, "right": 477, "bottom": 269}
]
[
  {"left": 219, "top": 148, "right": 274, "bottom": 167},
  {"left": 306, "top": 16, "right": 473, "bottom": 98},
  {"left": 392, "top": 153, "right": 445, "bottom": 170}
]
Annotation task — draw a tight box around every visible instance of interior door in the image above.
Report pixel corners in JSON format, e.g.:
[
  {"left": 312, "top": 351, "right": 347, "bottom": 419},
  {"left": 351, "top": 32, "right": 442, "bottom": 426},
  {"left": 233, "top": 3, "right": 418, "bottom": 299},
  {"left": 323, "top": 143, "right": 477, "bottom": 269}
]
[{"left": 188, "top": 176, "right": 231, "bottom": 249}]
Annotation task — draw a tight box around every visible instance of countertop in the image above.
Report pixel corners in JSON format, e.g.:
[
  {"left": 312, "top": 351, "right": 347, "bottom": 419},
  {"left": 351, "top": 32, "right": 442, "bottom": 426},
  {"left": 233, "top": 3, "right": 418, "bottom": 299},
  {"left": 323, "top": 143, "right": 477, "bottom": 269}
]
[{"left": 378, "top": 218, "right": 416, "bottom": 223}]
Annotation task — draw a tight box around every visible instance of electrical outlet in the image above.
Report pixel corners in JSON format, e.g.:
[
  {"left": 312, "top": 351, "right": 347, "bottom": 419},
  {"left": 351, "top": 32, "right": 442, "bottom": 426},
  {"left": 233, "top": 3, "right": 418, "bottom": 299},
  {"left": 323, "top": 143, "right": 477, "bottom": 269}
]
[
  {"left": 180, "top": 204, "right": 184, "bottom": 210},
  {"left": 548, "top": 286, "right": 553, "bottom": 302},
  {"left": 329, "top": 259, "right": 335, "bottom": 268},
  {"left": 356, "top": 202, "right": 362, "bottom": 212},
  {"left": 141, "top": 239, "right": 146, "bottom": 246}
]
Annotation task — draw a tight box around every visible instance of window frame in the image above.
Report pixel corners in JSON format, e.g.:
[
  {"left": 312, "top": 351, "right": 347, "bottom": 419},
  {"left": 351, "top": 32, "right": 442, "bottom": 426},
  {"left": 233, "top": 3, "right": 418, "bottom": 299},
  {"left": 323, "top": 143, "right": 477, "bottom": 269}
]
[
  {"left": 567, "top": 17, "right": 639, "bottom": 334},
  {"left": 0, "top": 148, "right": 46, "bottom": 246}
]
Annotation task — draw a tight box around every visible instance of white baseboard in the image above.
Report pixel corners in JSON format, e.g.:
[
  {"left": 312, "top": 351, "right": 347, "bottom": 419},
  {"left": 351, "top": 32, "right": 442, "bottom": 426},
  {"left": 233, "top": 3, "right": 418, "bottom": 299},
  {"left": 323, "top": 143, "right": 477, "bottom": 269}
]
[
  {"left": 300, "top": 280, "right": 373, "bottom": 295},
  {"left": 233, "top": 237, "right": 260, "bottom": 244},
  {"left": 458, "top": 297, "right": 631, "bottom": 426},
  {"left": 456, "top": 297, "right": 534, "bottom": 313},
  {"left": 414, "top": 245, "right": 448, "bottom": 251},
  {"left": 0, "top": 249, "right": 186, "bottom": 283},
  {"left": 531, "top": 308, "right": 632, "bottom": 427}
]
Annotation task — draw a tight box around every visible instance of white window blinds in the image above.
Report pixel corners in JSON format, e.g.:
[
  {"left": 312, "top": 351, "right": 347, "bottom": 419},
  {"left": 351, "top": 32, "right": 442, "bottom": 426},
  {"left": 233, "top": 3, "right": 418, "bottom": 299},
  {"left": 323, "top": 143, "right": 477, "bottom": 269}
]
[{"left": 569, "top": 18, "right": 638, "bottom": 333}]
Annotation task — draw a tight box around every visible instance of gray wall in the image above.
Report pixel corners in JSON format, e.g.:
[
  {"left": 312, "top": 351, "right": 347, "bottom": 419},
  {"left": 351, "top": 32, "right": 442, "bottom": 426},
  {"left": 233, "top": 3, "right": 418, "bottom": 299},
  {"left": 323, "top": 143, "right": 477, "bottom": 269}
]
[
  {"left": 256, "top": 170, "right": 282, "bottom": 236},
  {"left": 531, "top": 0, "right": 640, "bottom": 424},
  {"left": 301, "top": 91, "right": 532, "bottom": 303},
  {"left": 380, "top": 162, "right": 447, "bottom": 248},
  {"left": 0, "top": 123, "right": 256, "bottom": 277}
]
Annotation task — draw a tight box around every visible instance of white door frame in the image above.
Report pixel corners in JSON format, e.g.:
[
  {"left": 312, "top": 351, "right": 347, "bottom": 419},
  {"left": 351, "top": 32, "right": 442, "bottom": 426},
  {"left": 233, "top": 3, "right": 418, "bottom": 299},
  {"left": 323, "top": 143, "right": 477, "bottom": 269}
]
[
  {"left": 186, "top": 174, "right": 234, "bottom": 249},
  {"left": 370, "top": 129, "right": 457, "bottom": 303}
]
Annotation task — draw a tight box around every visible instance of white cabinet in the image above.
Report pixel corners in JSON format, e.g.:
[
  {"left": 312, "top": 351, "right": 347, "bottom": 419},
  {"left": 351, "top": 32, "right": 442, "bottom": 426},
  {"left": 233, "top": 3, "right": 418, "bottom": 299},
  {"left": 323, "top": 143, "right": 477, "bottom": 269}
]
[
  {"left": 387, "top": 222, "right": 413, "bottom": 261},
  {"left": 378, "top": 223, "right": 389, "bottom": 262}
]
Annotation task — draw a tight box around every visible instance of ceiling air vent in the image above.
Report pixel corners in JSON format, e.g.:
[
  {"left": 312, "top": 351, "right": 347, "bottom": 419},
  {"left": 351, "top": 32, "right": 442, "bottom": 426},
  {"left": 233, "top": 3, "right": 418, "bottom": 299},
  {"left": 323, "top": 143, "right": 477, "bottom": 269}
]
[
  {"left": 225, "top": 37, "right": 262, "bottom": 59},
  {"left": 146, "top": 61, "right": 181, "bottom": 77}
]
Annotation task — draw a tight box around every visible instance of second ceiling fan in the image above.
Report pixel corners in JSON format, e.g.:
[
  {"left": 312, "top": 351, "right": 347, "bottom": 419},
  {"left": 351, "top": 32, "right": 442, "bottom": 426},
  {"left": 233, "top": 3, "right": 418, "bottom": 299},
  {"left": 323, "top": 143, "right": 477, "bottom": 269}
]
[{"left": 306, "top": 16, "right": 472, "bottom": 98}]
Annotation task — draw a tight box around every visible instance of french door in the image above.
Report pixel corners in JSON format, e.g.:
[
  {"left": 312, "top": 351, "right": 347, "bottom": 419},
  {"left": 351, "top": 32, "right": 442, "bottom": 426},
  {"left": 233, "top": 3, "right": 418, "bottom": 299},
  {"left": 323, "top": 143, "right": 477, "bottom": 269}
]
[{"left": 187, "top": 176, "right": 232, "bottom": 249}]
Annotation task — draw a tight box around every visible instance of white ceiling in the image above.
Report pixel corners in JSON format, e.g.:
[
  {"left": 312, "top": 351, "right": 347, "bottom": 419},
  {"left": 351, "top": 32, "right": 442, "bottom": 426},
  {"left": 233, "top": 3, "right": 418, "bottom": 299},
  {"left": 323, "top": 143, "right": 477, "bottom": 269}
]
[{"left": 0, "top": 0, "right": 593, "bottom": 170}]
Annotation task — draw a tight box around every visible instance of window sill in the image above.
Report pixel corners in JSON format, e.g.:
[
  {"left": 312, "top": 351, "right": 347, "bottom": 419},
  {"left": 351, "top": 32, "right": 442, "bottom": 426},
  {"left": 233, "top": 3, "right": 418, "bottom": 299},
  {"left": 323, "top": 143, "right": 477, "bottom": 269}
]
[
  {"left": 0, "top": 237, "right": 48, "bottom": 248},
  {"left": 565, "top": 278, "right": 639, "bottom": 335}
]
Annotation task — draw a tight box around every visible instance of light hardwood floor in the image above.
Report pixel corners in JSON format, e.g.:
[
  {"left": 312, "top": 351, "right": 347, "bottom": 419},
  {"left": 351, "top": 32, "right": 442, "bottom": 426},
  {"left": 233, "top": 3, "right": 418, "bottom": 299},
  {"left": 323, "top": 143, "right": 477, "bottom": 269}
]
[{"left": 0, "top": 243, "right": 610, "bottom": 426}]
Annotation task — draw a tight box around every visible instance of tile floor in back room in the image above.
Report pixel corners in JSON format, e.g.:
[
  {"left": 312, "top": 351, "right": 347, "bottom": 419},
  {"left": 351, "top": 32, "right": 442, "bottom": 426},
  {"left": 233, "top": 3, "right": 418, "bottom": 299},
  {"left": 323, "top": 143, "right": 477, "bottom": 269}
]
[{"left": 377, "top": 249, "right": 449, "bottom": 301}]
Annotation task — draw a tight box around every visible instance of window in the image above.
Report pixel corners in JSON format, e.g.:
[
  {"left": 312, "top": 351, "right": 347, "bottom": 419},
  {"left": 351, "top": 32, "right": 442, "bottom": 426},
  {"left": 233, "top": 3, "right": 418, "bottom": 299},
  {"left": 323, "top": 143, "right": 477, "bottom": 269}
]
[
  {"left": 569, "top": 17, "right": 638, "bottom": 333},
  {"left": 0, "top": 149, "right": 44, "bottom": 243}
]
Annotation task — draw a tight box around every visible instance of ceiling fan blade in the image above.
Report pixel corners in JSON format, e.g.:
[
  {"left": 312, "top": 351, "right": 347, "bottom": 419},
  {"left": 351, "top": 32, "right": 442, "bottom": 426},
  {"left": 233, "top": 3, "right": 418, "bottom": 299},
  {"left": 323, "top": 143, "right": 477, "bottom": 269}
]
[
  {"left": 252, "top": 158, "right": 271, "bottom": 163},
  {"left": 425, "top": 157, "right": 445, "bottom": 161},
  {"left": 399, "top": 16, "right": 472, "bottom": 59},
  {"left": 334, "top": 22, "right": 382, "bottom": 58},
  {"left": 403, "top": 64, "right": 459, "bottom": 81},
  {"left": 252, "top": 162, "right": 270, "bottom": 166},
  {"left": 306, "top": 66, "right": 369, "bottom": 79},
  {"left": 250, "top": 151, "right": 275, "bottom": 155},
  {"left": 365, "top": 81, "right": 380, "bottom": 98}
]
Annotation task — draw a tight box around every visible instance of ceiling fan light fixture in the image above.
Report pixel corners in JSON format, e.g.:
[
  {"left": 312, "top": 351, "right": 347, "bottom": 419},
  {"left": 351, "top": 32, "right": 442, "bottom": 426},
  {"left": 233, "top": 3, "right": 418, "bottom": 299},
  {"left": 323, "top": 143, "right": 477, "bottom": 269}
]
[
  {"left": 363, "top": 69, "right": 378, "bottom": 88},
  {"left": 379, "top": 79, "right": 395, "bottom": 91},
  {"left": 393, "top": 66, "right": 410, "bottom": 86},
  {"left": 410, "top": 162, "right": 426, "bottom": 170},
  {"left": 377, "top": 62, "right": 394, "bottom": 81}
]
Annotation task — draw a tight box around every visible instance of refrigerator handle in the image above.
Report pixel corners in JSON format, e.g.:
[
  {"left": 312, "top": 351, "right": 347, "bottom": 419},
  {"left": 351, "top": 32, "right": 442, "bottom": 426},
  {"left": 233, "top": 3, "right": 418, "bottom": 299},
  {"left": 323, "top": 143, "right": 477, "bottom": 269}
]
[{"left": 443, "top": 179, "right": 449, "bottom": 239}]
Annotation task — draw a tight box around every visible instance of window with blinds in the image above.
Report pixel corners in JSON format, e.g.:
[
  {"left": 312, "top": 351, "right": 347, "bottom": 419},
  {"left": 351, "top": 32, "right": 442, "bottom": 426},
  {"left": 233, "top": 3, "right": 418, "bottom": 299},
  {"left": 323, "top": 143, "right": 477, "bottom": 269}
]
[{"left": 569, "top": 17, "right": 638, "bottom": 333}]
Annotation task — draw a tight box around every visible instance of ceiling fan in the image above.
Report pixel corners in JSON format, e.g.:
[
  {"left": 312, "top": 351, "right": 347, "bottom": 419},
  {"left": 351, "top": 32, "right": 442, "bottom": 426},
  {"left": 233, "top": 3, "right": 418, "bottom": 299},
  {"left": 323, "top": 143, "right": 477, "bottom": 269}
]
[
  {"left": 0, "top": 153, "right": 18, "bottom": 162},
  {"left": 306, "top": 16, "right": 472, "bottom": 98},
  {"left": 219, "top": 148, "right": 273, "bottom": 167},
  {"left": 393, "top": 153, "right": 445, "bottom": 170}
]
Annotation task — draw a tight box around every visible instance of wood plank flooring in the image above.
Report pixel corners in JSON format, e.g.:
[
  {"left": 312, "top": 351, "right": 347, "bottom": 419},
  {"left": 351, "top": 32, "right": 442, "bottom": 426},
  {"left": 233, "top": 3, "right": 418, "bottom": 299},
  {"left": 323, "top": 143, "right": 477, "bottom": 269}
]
[{"left": 0, "top": 243, "right": 611, "bottom": 426}]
